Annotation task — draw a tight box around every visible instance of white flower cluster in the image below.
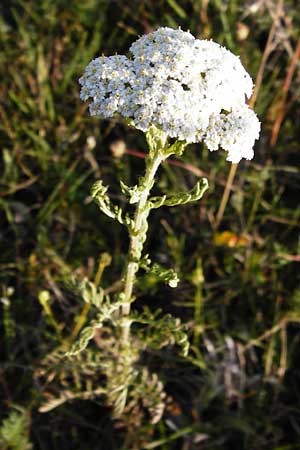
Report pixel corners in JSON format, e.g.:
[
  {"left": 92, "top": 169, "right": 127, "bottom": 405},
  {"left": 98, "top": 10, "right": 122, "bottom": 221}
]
[{"left": 79, "top": 27, "right": 260, "bottom": 162}]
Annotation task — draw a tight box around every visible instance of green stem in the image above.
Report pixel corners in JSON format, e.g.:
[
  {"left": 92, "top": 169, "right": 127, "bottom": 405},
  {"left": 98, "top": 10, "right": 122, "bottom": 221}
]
[{"left": 121, "top": 151, "right": 164, "bottom": 340}]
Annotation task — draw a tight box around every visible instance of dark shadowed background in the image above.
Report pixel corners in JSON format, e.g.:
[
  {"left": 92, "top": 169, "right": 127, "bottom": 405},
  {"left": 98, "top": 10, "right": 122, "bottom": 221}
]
[{"left": 0, "top": 1, "right": 300, "bottom": 449}]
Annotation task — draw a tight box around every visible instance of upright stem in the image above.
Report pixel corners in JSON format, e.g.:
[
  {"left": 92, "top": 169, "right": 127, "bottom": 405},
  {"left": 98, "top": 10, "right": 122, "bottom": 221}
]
[{"left": 121, "top": 151, "right": 164, "bottom": 340}]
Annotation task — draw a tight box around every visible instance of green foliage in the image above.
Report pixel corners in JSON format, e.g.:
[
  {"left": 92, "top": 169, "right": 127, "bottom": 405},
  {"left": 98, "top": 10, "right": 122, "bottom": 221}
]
[
  {"left": 140, "top": 255, "right": 180, "bottom": 287},
  {"left": 149, "top": 178, "right": 209, "bottom": 209},
  {"left": 146, "top": 126, "right": 169, "bottom": 158},
  {"left": 0, "top": 410, "right": 32, "bottom": 450},
  {"left": 66, "top": 278, "right": 122, "bottom": 355},
  {"left": 91, "top": 180, "right": 133, "bottom": 228},
  {"left": 120, "top": 179, "right": 145, "bottom": 205},
  {"left": 67, "top": 325, "right": 97, "bottom": 355},
  {"left": 145, "top": 126, "right": 187, "bottom": 158},
  {"left": 133, "top": 307, "right": 189, "bottom": 357},
  {"left": 36, "top": 346, "right": 106, "bottom": 413},
  {"left": 77, "top": 276, "right": 104, "bottom": 307}
]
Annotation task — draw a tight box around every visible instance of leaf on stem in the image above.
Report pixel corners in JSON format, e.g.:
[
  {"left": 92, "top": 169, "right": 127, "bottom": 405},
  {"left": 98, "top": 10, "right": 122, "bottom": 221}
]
[
  {"left": 148, "top": 178, "right": 209, "bottom": 209},
  {"left": 145, "top": 126, "right": 168, "bottom": 157},
  {"left": 80, "top": 277, "right": 104, "bottom": 307},
  {"left": 91, "top": 180, "right": 133, "bottom": 228},
  {"left": 140, "top": 255, "right": 180, "bottom": 288},
  {"left": 66, "top": 293, "right": 125, "bottom": 356},
  {"left": 66, "top": 325, "right": 97, "bottom": 356},
  {"left": 164, "top": 139, "right": 187, "bottom": 157},
  {"left": 120, "top": 180, "right": 143, "bottom": 204},
  {"left": 132, "top": 308, "right": 189, "bottom": 357}
]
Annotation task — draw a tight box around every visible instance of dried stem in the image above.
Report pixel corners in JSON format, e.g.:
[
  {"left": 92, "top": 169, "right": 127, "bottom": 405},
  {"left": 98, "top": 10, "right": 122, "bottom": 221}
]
[
  {"left": 214, "top": 0, "right": 283, "bottom": 230},
  {"left": 270, "top": 37, "right": 300, "bottom": 147},
  {"left": 215, "top": 163, "right": 238, "bottom": 230}
]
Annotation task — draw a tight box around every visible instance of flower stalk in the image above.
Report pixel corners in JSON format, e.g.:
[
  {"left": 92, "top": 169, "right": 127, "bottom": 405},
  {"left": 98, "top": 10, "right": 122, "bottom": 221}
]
[{"left": 121, "top": 145, "right": 165, "bottom": 340}]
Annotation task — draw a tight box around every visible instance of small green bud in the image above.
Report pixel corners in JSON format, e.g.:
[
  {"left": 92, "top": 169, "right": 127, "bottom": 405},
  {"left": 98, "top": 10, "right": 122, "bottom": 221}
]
[{"left": 38, "top": 290, "right": 50, "bottom": 304}]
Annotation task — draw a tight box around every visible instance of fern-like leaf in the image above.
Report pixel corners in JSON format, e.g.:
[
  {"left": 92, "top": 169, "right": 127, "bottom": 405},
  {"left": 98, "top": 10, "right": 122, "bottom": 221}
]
[
  {"left": 0, "top": 410, "right": 32, "bottom": 450},
  {"left": 148, "top": 178, "right": 208, "bottom": 209}
]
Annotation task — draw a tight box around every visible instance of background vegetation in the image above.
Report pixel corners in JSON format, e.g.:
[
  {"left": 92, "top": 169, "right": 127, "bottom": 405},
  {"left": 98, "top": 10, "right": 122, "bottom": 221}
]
[{"left": 1, "top": 0, "right": 300, "bottom": 448}]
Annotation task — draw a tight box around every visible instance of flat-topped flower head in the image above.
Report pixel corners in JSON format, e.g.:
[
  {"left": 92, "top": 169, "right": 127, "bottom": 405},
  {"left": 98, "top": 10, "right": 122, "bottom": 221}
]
[{"left": 79, "top": 27, "right": 260, "bottom": 162}]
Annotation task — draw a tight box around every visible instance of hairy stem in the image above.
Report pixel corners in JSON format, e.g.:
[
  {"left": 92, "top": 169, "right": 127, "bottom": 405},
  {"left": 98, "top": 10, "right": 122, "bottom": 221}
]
[{"left": 121, "top": 151, "right": 164, "bottom": 340}]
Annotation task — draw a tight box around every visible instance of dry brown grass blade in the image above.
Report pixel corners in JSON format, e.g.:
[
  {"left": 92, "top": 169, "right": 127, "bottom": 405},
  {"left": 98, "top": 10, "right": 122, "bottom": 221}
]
[
  {"left": 214, "top": 0, "right": 284, "bottom": 231},
  {"left": 214, "top": 163, "right": 238, "bottom": 230},
  {"left": 270, "top": 37, "right": 300, "bottom": 147},
  {"left": 0, "top": 177, "right": 38, "bottom": 197},
  {"left": 248, "top": 0, "right": 283, "bottom": 109}
]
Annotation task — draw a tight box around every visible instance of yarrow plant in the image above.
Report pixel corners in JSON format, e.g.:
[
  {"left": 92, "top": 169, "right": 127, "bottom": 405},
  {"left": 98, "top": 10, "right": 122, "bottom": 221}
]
[
  {"left": 80, "top": 26, "right": 260, "bottom": 162},
  {"left": 64, "top": 27, "right": 260, "bottom": 421}
]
